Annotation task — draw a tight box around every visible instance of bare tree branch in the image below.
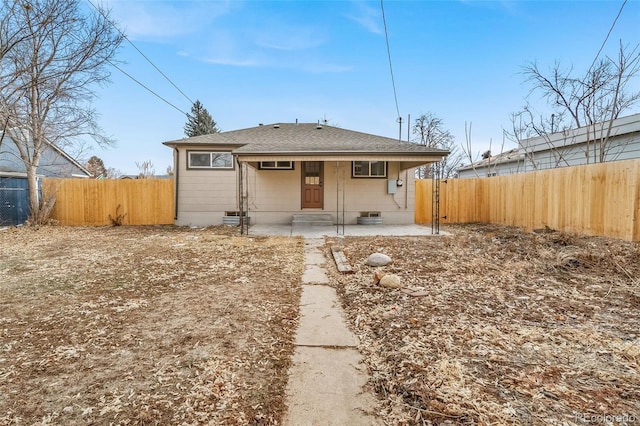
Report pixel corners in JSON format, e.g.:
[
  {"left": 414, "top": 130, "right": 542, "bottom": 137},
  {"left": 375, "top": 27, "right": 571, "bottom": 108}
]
[
  {"left": 513, "top": 40, "right": 640, "bottom": 168},
  {"left": 0, "top": 0, "right": 124, "bottom": 223}
]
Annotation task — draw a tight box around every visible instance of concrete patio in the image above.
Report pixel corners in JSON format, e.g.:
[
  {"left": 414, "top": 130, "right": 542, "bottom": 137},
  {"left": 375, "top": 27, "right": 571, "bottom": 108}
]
[{"left": 247, "top": 223, "right": 446, "bottom": 238}]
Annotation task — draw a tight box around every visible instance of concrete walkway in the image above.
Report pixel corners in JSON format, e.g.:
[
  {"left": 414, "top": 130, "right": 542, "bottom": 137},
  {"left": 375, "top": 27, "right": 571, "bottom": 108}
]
[
  {"left": 283, "top": 238, "right": 380, "bottom": 426},
  {"left": 249, "top": 223, "right": 444, "bottom": 238}
]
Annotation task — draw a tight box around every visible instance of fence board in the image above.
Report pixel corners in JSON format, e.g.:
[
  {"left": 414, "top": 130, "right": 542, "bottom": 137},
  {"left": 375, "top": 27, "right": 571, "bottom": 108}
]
[
  {"left": 415, "top": 159, "right": 640, "bottom": 241},
  {"left": 43, "top": 178, "right": 175, "bottom": 226}
]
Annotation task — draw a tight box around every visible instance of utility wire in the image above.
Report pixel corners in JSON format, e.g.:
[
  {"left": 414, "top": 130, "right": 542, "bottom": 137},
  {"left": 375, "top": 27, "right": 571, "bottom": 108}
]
[
  {"left": 86, "top": 0, "right": 194, "bottom": 109},
  {"left": 64, "top": 14, "right": 189, "bottom": 116},
  {"left": 380, "top": 0, "right": 400, "bottom": 120},
  {"left": 586, "top": 0, "right": 627, "bottom": 74},
  {"left": 108, "top": 60, "right": 188, "bottom": 116}
]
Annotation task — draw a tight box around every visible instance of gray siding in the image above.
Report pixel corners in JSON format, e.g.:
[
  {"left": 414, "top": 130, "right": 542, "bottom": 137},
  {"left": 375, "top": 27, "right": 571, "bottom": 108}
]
[
  {"left": 458, "top": 114, "right": 640, "bottom": 178},
  {"left": 0, "top": 136, "right": 89, "bottom": 177}
]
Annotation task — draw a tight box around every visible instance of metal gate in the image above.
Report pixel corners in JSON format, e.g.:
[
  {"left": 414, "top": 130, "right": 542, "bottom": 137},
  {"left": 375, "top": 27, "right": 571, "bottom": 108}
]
[{"left": 0, "top": 177, "right": 29, "bottom": 226}]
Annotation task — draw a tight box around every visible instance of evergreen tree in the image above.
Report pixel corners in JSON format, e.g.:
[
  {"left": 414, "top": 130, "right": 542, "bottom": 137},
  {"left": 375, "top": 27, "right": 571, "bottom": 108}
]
[
  {"left": 85, "top": 155, "right": 108, "bottom": 179},
  {"left": 184, "top": 100, "right": 219, "bottom": 137}
]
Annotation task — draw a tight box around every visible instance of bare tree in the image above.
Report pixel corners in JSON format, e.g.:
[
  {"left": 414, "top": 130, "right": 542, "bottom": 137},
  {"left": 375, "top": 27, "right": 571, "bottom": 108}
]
[
  {"left": 460, "top": 121, "right": 480, "bottom": 177},
  {"left": 0, "top": 0, "right": 124, "bottom": 223},
  {"left": 412, "top": 112, "right": 461, "bottom": 178},
  {"left": 106, "top": 167, "right": 122, "bottom": 179},
  {"left": 513, "top": 41, "right": 640, "bottom": 165},
  {"left": 506, "top": 109, "right": 570, "bottom": 171},
  {"left": 136, "top": 160, "right": 155, "bottom": 179}
]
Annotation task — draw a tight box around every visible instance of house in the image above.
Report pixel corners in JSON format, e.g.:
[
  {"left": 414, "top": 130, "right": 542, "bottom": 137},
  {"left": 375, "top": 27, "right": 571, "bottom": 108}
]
[
  {"left": 0, "top": 131, "right": 91, "bottom": 225},
  {"left": 457, "top": 113, "right": 640, "bottom": 178},
  {"left": 163, "top": 122, "right": 448, "bottom": 226}
]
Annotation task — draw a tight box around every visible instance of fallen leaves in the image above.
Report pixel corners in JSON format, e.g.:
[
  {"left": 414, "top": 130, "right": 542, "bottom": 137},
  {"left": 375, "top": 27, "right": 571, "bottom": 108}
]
[
  {"left": 326, "top": 224, "right": 640, "bottom": 425},
  {"left": 0, "top": 225, "right": 304, "bottom": 425}
]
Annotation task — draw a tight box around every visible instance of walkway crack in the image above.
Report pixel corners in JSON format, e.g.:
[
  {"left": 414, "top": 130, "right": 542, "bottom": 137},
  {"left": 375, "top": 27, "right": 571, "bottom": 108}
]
[{"left": 294, "top": 343, "right": 358, "bottom": 350}]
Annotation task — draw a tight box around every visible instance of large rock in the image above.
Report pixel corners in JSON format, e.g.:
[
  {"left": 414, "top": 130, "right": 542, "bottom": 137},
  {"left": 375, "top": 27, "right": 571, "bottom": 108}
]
[
  {"left": 379, "top": 274, "right": 402, "bottom": 289},
  {"left": 366, "top": 253, "right": 392, "bottom": 267}
]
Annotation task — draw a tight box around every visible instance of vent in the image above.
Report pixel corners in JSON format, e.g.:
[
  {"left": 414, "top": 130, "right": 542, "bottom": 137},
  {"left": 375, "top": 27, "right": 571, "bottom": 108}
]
[
  {"left": 273, "top": 124, "right": 280, "bottom": 129},
  {"left": 316, "top": 125, "right": 322, "bottom": 130},
  {"left": 360, "top": 211, "right": 381, "bottom": 217}
]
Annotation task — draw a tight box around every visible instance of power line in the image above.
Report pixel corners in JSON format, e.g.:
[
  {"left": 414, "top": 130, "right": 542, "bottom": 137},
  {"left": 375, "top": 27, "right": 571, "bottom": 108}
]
[
  {"left": 586, "top": 0, "right": 627, "bottom": 74},
  {"left": 108, "top": 60, "right": 188, "bottom": 116},
  {"left": 380, "top": 0, "right": 400, "bottom": 120},
  {"left": 86, "top": 0, "right": 194, "bottom": 109},
  {"left": 64, "top": 15, "right": 189, "bottom": 116}
]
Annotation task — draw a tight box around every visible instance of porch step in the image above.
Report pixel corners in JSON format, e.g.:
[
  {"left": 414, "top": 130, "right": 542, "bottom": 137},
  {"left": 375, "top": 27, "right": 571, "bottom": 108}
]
[{"left": 292, "top": 214, "right": 333, "bottom": 226}]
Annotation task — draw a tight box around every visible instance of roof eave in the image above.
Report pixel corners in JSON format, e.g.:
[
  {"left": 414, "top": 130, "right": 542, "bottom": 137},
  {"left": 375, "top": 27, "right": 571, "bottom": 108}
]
[{"left": 233, "top": 149, "right": 449, "bottom": 156}]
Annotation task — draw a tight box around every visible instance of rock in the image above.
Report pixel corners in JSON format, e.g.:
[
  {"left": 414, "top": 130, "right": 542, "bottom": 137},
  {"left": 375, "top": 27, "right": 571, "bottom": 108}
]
[
  {"left": 379, "top": 274, "right": 402, "bottom": 289},
  {"left": 366, "top": 253, "right": 392, "bottom": 266}
]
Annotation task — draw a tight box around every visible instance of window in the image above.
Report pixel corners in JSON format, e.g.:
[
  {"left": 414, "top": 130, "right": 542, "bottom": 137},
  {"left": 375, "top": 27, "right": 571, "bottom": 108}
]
[
  {"left": 259, "top": 161, "right": 294, "bottom": 170},
  {"left": 352, "top": 161, "right": 387, "bottom": 178},
  {"left": 187, "top": 151, "right": 233, "bottom": 169}
]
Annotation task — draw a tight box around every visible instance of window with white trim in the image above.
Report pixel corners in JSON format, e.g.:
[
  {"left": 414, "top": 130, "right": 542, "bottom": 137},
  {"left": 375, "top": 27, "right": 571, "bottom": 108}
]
[
  {"left": 259, "top": 161, "right": 294, "bottom": 170},
  {"left": 352, "top": 161, "right": 387, "bottom": 178},
  {"left": 187, "top": 151, "right": 233, "bottom": 169}
]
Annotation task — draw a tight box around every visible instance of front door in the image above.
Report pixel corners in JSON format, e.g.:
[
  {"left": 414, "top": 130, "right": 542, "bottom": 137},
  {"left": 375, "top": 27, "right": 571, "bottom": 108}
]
[{"left": 301, "top": 161, "right": 323, "bottom": 208}]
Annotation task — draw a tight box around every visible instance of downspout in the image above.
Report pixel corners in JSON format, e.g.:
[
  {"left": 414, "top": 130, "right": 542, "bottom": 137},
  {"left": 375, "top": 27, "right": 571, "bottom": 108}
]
[{"left": 174, "top": 148, "right": 180, "bottom": 221}]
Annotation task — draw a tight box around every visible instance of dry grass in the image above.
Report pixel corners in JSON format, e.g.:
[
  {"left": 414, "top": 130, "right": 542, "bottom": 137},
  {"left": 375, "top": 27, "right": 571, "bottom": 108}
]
[
  {"left": 325, "top": 224, "right": 640, "bottom": 425},
  {"left": 3, "top": 223, "right": 638, "bottom": 425},
  {"left": 0, "top": 225, "right": 304, "bottom": 425}
]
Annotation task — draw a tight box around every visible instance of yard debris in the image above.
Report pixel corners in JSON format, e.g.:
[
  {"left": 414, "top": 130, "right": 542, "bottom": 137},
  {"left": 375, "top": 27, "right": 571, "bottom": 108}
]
[
  {"left": 372, "top": 269, "right": 386, "bottom": 285},
  {"left": 366, "top": 252, "right": 392, "bottom": 266},
  {"left": 330, "top": 246, "right": 353, "bottom": 274},
  {"left": 373, "top": 270, "right": 402, "bottom": 289},
  {"left": 326, "top": 224, "right": 640, "bottom": 425},
  {"left": 0, "top": 225, "right": 304, "bottom": 425},
  {"left": 400, "top": 287, "right": 429, "bottom": 297}
]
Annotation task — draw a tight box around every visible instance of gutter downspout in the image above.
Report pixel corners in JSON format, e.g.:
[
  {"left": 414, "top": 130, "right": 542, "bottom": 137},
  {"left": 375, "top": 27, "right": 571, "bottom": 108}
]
[{"left": 174, "top": 148, "right": 179, "bottom": 221}]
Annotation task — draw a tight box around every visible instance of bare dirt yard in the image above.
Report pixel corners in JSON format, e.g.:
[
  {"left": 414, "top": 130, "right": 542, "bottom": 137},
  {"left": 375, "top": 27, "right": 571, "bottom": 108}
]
[
  {"left": 2, "top": 224, "right": 639, "bottom": 425},
  {"left": 0, "top": 226, "right": 303, "bottom": 425},
  {"left": 325, "top": 224, "right": 640, "bottom": 425}
]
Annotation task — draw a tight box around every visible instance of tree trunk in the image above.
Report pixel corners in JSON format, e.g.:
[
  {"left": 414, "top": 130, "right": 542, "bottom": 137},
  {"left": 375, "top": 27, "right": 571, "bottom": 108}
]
[{"left": 26, "top": 162, "right": 40, "bottom": 223}]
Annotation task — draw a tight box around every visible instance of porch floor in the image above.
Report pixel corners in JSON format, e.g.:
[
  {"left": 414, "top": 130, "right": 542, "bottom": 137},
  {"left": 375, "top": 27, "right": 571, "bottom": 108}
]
[{"left": 247, "top": 223, "right": 447, "bottom": 238}]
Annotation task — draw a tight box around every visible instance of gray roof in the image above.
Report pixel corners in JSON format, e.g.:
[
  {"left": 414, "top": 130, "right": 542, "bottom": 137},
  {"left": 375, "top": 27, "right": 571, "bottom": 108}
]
[
  {"left": 458, "top": 148, "right": 524, "bottom": 171},
  {"left": 1, "top": 130, "right": 92, "bottom": 178},
  {"left": 457, "top": 112, "right": 640, "bottom": 172},
  {"left": 163, "top": 123, "right": 449, "bottom": 156}
]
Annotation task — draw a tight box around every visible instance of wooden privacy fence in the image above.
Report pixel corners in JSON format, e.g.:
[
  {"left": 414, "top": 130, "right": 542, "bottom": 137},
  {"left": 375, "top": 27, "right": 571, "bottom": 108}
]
[
  {"left": 415, "top": 159, "right": 640, "bottom": 241},
  {"left": 43, "top": 178, "right": 174, "bottom": 226}
]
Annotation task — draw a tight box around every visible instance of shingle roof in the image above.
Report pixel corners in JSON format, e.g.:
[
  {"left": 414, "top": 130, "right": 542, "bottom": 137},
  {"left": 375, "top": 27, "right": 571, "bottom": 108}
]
[
  {"left": 457, "top": 148, "right": 524, "bottom": 171},
  {"left": 163, "top": 123, "right": 449, "bottom": 156}
]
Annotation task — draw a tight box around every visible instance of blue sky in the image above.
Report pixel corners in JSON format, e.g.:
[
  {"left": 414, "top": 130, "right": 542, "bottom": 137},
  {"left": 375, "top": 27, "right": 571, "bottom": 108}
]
[{"left": 89, "top": 0, "right": 640, "bottom": 175}]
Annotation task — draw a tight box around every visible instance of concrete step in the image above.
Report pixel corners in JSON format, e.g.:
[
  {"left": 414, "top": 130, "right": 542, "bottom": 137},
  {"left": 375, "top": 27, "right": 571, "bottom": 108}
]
[{"left": 292, "top": 214, "right": 333, "bottom": 226}]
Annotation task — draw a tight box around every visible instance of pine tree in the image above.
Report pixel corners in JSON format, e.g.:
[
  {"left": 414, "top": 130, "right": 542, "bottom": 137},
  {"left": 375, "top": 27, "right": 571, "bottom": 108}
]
[
  {"left": 184, "top": 100, "right": 219, "bottom": 137},
  {"left": 85, "top": 155, "right": 108, "bottom": 179}
]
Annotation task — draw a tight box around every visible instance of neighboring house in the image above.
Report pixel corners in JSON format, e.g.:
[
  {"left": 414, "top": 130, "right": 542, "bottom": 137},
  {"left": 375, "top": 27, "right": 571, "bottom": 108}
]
[
  {"left": 163, "top": 122, "right": 448, "bottom": 226},
  {"left": 0, "top": 131, "right": 91, "bottom": 225},
  {"left": 457, "top": 113, "right": 640, "bottom": 178},
  {"left": 120, "top": 174, "right": 173, "bottom": 180}
]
